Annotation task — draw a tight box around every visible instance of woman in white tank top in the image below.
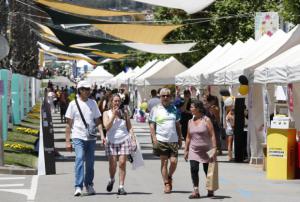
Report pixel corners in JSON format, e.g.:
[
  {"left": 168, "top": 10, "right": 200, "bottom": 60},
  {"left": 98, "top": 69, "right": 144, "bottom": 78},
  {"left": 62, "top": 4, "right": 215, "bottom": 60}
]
[{"left": 103, "top": 94, "right": 136, "bottom": 195}]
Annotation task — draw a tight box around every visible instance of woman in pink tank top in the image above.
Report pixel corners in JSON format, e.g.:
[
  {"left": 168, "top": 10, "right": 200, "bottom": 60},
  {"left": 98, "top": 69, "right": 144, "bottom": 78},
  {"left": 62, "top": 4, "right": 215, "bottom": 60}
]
[{"left": 184, "top": 100, "right": 217, "bottom": 199}]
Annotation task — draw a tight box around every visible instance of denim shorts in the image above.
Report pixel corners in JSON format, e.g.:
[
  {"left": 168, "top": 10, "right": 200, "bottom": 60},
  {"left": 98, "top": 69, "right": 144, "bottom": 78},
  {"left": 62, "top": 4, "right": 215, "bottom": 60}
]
[{"left": 153, "top": 141, "right": 179, "bottom": 157}]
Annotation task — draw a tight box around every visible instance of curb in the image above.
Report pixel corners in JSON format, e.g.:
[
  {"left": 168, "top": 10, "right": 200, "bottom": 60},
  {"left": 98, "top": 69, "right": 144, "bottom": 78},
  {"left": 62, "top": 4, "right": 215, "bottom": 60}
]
[{"left": 0, "top": 165, "right": 37, "bottom": 175}]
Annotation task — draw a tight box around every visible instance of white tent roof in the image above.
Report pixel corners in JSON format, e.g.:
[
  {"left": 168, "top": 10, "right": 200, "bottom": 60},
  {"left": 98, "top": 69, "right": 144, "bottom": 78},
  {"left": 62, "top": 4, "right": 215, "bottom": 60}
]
[
  {"left": 87, "top": 66, "right": 113, "bottom": 78},
  {"left": 131, "top": 59, "right": 159, "bottom": 84},
  {"left": 213, "top": 25, "right": 300, "bottom": 85},
  {"left": 106, "top": 71, "right": 126, "bottom": 87},
  {"left": 132, "top": 0, "right": 215, "bottom": 14},
  {"left": 135, "top": 56, "right": 187, "bottom": 86},
  {"left": 254, "top": 44, "right": 300, "bottom": 84},
  {"left": 118, "top": 66, "right": 141, "bottom": 85},
  {"left": 175, "top": 43, "right": 232, "bottom": 86},
  {"left": 86, "top": 66, "right": 113, "bottom": 86},
  {"left": 201, "top": 39, "right": 256, "bottom": 85}
]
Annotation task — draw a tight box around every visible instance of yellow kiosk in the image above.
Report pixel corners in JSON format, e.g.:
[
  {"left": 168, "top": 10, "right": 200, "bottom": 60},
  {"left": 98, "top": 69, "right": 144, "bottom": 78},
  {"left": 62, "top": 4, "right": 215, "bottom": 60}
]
[{"left": 267, "top": 128, "right": 296, "bottom": 180}]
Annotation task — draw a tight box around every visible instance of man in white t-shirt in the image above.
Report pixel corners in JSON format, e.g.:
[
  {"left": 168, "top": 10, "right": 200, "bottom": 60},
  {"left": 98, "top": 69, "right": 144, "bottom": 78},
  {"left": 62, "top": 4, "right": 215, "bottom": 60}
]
[
  {"left": 65, "top": 80, "right": 104, "bottom": 196},
  {"left": 149, "top": 88, "right": 182, "bottom": 194}
]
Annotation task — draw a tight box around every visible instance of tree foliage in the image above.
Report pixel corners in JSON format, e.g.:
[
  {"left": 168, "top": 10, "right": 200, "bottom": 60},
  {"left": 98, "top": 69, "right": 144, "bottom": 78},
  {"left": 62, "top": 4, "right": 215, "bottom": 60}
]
[
  {"left": 122, "top": 0, "right": 300, "bottom": 70},
  {"left": 283, "top": 0, "right": 300, "bottom": 23}
]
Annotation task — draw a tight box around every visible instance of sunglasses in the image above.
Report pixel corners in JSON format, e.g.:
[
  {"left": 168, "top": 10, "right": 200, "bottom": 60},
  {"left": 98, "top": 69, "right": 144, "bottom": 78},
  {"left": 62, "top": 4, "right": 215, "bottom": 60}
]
[{"left": 161, "top": 94, "right": 170, "bottom": 98}]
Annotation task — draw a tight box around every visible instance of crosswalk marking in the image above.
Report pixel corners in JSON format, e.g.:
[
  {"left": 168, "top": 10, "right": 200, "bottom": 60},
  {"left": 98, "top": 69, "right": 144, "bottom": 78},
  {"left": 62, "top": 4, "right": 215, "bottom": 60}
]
[
  {"left": 0, "top": 184, "right": 24, "bottom": 187},
  {"left": 0, "top": 177, "right": 26, "bottom": 180}
]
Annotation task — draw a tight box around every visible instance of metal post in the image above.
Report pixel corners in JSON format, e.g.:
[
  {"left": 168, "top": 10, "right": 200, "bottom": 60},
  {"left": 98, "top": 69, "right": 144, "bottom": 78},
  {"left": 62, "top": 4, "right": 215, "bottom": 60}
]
[{"left": 0, "top": 97, "right": 4, "bottom": 166}]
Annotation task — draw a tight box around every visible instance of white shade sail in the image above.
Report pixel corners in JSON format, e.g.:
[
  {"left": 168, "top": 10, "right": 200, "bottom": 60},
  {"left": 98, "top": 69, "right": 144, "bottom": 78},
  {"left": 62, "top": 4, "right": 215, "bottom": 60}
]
[
  {"left": 175, "top": 43, "right": 232, "bottom": 86},
  {"left": 132, "top": 0, "right": 215, "bottom": 14},
  {"left": 135, "top": 56, "right": 187, "bottom": 86},
  {"left": 123, "top": 42, "right": 197, "bottom": 54}
]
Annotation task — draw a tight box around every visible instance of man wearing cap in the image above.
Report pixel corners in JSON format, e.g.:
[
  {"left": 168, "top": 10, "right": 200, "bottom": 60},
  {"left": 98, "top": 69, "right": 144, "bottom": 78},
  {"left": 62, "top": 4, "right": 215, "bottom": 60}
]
[{"left": 65, "top": 80, "right": 105, "bottom": 196}]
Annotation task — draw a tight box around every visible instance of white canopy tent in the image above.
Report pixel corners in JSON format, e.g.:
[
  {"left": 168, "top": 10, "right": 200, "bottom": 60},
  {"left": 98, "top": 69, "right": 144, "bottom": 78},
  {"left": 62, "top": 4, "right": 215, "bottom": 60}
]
[
  {"left": 132, "top": 0, "right": 215, "bottom": 14},
  {"left": 131, "top": 59, "right": 159, "bottom": 85},
  {"left": 134, "top": 57, "right": 187, "bottom": 106},
  {"left": 175, "top": 43, "right": 232, "bottom": 86},
  {"left": 85, "top": 66, "right": 113, "bottom": 86},
  {"left": 254, "top": 44, "right": 300, "bottom": 84},
  {"left": 135, "top": 56, "right": 187, "bottom": 86},
  {"left": 213, "top": 25, "right": 300, "bottom": 85},
  {"left": 200, "top": 38, "right": 256, "bottom": 85},
  {"left": 118, "top": 66, "right": 141, "bottom": 87},
  {"left": 106, "top": 71, "right": 126, "bottom": 88}
]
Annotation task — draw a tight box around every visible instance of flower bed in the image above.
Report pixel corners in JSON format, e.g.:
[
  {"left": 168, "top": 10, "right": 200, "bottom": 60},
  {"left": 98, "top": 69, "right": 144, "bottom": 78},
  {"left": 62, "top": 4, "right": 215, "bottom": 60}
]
[{"left": 15, "top": 127, "right": 39, "bottom": 136}]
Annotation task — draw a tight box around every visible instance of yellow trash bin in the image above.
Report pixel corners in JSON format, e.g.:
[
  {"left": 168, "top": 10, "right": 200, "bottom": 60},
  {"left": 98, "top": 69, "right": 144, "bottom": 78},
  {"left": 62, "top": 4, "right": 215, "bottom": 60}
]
[{"left": 267, "top": 128, "right": 296, "bottom": 180}]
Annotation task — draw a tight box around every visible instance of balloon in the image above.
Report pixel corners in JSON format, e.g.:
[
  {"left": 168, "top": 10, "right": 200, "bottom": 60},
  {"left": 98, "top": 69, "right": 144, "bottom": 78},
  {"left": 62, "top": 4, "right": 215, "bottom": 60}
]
[
  {"left": 239, "top": 85, "right": 249, "bottom": 95},
  {"left": 224, "top": 97, "right": 234, "bottom": 106},
  {"left": 239, "top": 75, "right": 248, "bottom": 85},
  {"left": 219, "top": 88, "right": 230, "bottom": 96}
]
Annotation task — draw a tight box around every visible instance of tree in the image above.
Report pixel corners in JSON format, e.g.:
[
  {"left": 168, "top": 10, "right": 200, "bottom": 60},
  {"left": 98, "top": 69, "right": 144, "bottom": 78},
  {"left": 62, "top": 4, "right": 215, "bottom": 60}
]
[
  {"left": 127, "top": 0, "right": 300, "bottom": 70},
  {"left": 283, "top": 0, "right": 300, "bottom": 23}
]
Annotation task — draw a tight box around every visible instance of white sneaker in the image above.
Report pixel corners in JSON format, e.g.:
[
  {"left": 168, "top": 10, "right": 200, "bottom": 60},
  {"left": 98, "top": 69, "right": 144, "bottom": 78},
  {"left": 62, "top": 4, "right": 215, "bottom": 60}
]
[
  {"left": 74, "top": 187, "right": 82, "bottom": 196},
  {"left": 86, "top": 185, "right": 96, "bottom": 195}
]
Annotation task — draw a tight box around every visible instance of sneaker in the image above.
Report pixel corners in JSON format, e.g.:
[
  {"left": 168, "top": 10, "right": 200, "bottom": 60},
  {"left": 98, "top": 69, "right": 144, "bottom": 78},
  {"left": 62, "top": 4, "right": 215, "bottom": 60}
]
[
  {"left": 86, "top": 185, "right": 96, "bottom": 195},
  {"left": 106, "top": 180, "right": 115, "bottom": 192},
  {"left": 117, "top": 187, "right": 127, "bottom": 195},
  {"left": 74, "top": 187, "right": 82, "bottom": 197}
]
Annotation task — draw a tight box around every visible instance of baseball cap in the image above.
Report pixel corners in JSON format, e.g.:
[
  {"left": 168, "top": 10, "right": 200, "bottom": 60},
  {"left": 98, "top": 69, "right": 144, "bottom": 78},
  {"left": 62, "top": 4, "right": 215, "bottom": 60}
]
[{"left": 77, "top": 80, "right": 91, "bottom": 89}]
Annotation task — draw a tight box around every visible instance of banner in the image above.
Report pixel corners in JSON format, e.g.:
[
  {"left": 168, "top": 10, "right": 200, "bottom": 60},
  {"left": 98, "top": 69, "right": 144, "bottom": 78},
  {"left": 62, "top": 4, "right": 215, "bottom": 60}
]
[{"left": 255, "top": 12, "right": 279, "bottom": 40}]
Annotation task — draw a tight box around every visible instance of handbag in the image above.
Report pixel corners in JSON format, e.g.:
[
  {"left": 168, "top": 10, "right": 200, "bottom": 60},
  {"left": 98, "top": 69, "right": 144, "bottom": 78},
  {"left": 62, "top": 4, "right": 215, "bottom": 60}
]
[
  {"left": 75, "top": 98, "right": 98, "bottom": 137},
  {"left": 206, "top": 162, "right": 219, "bottom": 191}
]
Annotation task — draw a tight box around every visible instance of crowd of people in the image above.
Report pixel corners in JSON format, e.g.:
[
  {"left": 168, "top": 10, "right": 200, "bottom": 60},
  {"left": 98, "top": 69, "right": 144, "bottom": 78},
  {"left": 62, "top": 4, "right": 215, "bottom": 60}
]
[{"left": 61, "top": 80, "right": 237, "bottom": 198}]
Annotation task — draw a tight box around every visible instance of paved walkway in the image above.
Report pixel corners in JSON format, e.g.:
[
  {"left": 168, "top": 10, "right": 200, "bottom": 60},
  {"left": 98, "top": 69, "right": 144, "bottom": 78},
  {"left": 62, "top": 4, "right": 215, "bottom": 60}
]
[
  {"left": 1, "top": 112, "right": 300, "bottom": 201},
  {"left": 38, "top": 113, "right": 300, "bottom": 202}
]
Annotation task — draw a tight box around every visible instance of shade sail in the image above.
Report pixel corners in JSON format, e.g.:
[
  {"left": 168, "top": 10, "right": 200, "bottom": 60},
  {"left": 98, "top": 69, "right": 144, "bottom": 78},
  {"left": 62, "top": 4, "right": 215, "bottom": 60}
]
[
  {"left": 214, "top": 25, "right": 300, "bottom": 85},
  {"left": 45, "top": 41, "right": 129, "bottom": 59},
  {"left": 175, "top": 43, "right": 232, "bottom": 86},
  {"left": 123, "top": 42, "right": 196, "bottom": 54},
  {"left": 40, "top": 49, "right": 97, "bottom": 65},
  {"left": 46, "top": 24, "right": 120, "bottom": 46},
  {"left": 135, "top": 56, "right": 187, "bottom": 86},
  {"left": 35, "top": 0, "right": 143, "bottom": 17},
  {"left": 91, "top": 51, "right": 129, "bottom": 59},
  {"left": 38, "top": 42, "right": 97, "bottom": 64},
  {"left": 93, "top": 24, "right": 182, "bottom": 44},
  {"left": 132, "top": 0, "right": 215, "bottom": 14},
  {"left": 36, "top": 3, "right": 123, "bottom": 24},
  {"left": 73, "top": 43, "right": 133, "bottom": 54}
]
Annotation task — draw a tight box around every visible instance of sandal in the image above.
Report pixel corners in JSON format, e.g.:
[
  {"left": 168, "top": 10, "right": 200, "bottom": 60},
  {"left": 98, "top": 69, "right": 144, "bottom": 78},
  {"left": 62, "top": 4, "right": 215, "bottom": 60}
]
[
  {"left": 188, "top": 192, "right": 200, "bottom": 199},
  {"left": 164, "top": 182, "right": 171, "bottom": 194}
]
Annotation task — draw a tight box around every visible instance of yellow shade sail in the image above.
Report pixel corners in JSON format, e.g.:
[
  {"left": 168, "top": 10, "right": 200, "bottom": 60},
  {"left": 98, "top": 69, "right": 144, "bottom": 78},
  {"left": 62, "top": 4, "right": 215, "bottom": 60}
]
[
  {"left": 36, "top": 22, "right": 56, "bottom": 37},
  {"left": 40, "top": 49, "right": 97, "bottom": 65},
  {"left": 91, "top": 51, "right": 129, "bottom": 59},
  {"left": 35, "top": 0, "right": 143, "bottom": 17},
  {"left": 93, "top": 24, "right": 182, "bottom": 44}
]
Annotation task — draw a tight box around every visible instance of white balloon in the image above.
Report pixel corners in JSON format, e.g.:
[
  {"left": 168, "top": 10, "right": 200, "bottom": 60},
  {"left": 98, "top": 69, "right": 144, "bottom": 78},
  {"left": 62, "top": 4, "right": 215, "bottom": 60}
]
[{"left": 224, "top": 97, "right": 234, "bottom": 106}]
